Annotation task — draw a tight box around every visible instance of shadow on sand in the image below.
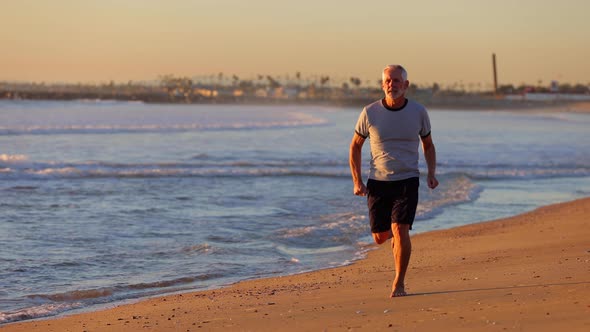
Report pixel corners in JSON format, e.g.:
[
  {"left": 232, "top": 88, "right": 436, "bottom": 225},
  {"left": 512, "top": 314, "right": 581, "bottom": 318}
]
[{"left": 408, "top": 281, "right": 590, "bottom": 297}]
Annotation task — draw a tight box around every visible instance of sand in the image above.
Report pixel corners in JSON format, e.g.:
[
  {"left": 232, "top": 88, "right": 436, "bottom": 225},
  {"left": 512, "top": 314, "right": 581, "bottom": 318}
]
[
  {"left": 564, "top": 101, "right": 590, "bottom": 113},
  {"left": 2, "top": 197, "right": 589, "bottom": 332}
]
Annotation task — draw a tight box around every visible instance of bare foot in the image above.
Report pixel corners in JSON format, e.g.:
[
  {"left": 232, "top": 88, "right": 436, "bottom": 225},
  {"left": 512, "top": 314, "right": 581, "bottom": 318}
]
[{"left": 390, "top": 284, "right": 407, "bottom": 298}]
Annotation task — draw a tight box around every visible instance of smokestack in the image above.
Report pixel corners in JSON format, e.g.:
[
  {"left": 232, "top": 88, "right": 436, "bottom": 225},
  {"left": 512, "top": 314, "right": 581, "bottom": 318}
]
[{"left": 492, "top": 53, "right": 498, "bottom": 96}]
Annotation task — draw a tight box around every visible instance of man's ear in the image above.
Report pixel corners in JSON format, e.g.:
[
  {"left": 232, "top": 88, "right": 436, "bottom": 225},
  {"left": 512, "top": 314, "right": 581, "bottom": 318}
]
[{"left": 404, "top": 80, "right": 410, "bottom": 89}]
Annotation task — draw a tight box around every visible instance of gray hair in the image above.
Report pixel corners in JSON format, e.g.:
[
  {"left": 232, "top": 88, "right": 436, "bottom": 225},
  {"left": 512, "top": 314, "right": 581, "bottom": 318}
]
[{"left": 382, "top": 65, "right": 408, "bottom": 81}]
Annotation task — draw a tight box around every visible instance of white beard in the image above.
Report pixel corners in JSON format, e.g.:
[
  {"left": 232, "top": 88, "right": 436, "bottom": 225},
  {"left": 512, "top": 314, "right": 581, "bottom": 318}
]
[{"left": 386, "top": 89, "right": 405, "bottom": 100}]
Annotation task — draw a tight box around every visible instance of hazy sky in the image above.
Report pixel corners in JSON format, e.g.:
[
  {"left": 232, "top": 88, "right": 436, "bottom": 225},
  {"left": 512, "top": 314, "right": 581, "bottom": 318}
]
[{"left": 2, "top": 0, "right": 589, "bottom": 87}]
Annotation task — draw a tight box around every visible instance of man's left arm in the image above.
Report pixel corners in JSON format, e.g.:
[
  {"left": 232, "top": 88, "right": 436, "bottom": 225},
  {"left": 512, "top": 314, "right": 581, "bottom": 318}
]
[{"left": 420, "top": 134, "right": 439, "bottom": 189}]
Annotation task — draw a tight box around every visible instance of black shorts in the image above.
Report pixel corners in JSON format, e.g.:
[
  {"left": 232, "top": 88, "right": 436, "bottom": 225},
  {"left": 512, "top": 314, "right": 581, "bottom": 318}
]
[{"left": 367, "top": 177, "right": 419, "bottom": 233}]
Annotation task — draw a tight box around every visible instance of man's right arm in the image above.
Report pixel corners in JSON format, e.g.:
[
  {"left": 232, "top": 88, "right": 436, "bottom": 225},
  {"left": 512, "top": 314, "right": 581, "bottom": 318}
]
[{"left": 349, "top": 133, "right": 367, "bottom": 196}]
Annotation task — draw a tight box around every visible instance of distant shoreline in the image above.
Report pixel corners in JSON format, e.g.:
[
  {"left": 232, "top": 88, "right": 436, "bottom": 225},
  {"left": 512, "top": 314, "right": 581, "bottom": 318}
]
[{"left": 3, "top": 92, "right": 588, "bottom": 112}]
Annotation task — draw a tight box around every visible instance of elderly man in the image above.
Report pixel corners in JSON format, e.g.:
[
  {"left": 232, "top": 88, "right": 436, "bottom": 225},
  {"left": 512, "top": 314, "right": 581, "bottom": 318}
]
[{"left": 349, "top": 64, "right": 438, "bottom": 297}]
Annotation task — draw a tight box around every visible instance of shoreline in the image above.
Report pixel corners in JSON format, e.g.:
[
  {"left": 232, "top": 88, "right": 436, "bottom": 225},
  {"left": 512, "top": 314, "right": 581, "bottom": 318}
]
[
  {"left": 2, "top": 197, "right": 589, "bottom": 331},
  {"left": 2, "top": 95, "right": 590, "bottom": 113}
]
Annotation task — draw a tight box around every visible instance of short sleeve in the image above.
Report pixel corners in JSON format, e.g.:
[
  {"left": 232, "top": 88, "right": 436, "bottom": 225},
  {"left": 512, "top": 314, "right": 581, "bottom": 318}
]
[
  {"left": 419, "top": 108, "right": 431, "bottom": 138},
  {"left": 354, "top": 108, "right": 369, "bottom": 139}
]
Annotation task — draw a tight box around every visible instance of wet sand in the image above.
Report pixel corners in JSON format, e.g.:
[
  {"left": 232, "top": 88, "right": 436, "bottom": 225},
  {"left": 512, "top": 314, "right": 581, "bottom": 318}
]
[
  {"left": 2, "top": 197, "right": 589, "bottom": 331},
  {"left": 564, "top": 101, "right": 590, "bottom": 113}
]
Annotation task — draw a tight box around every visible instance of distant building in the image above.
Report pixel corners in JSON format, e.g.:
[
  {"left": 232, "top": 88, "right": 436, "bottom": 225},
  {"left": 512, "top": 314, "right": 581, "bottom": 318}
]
[
  {"left": 194, "top": 88, "right": 218, "bottom": 98},
  {"left": 550, "top": 80, "right": 559, "bottom": 93}
]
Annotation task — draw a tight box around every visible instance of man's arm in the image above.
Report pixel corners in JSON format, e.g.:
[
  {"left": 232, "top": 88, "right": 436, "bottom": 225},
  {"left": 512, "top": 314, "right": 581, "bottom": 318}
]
[
  {"left": 349, "top": 133, "right": 367, "bottom": 196},
  {"left": 420, "top": 134, "right": 439, "bottom": 189}
]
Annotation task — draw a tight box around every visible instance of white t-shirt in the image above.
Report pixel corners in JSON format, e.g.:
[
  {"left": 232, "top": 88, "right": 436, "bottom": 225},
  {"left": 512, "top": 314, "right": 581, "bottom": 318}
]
[{"left": 354, "top": 98, "right": 431, "bottom": 181}]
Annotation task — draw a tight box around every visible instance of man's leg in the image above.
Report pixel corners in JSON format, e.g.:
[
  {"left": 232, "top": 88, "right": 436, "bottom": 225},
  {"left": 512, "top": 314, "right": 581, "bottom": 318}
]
[
  {"left": 372, "top": 229, "right": 392, "bottom": 245},
  {"left": 390, "top": 222, "right": 411, "bottom": 297}
]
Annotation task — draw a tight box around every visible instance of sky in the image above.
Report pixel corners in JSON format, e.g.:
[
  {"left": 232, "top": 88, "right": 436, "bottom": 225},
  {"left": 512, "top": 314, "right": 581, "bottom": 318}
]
[{"left": 2, "top": 0, "right": 589, "bottom": 87}]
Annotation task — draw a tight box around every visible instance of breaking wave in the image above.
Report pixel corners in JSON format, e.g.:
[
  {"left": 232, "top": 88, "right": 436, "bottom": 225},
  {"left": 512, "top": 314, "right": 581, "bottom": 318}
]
[
  {"left": 0, "top": 109, "right": 327, "bottom": 135},
  {"left": 1, "top": 156, "right": 588, "bottom": 180},
  {"left": 0, "top": 303, "right": 83, "bottom": 324},
  {"left": 0, "top": 273, "right": 218, "bottom": 324}
]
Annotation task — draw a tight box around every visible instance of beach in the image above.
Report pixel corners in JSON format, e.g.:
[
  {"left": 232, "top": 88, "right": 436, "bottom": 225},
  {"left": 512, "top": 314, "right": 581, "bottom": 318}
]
[
  {"left": 3, "top": 1, "right": 590, "bottom": 330},
  {"left": 3, "top": 197, "right": 588, "bottom": 331},
  {"left": 1, "top": 101, "right": 589, "bottom": 329}
]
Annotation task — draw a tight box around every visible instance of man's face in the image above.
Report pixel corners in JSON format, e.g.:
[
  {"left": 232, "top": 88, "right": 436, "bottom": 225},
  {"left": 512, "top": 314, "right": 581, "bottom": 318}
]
[{"left": 382, "top": 68, "right": 409, "bottom": 99}]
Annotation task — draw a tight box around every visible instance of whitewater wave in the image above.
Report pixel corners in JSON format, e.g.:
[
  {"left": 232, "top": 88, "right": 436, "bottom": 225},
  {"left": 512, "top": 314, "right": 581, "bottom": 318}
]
[
  {"left": 416, "top": 174, "right": 480, "bottom": 219},
  {"left": 1, "top": 153, "right": 588, "bottom": 181},
  {"left": 8, "top": 167, "right": 347, "bottom": 179},
  {"left": 0, "top": 302, "right": 82, "bottom": 324},
  {"left": 280, "top": 212, "right": 367, "bottom": 240},
  {"left": 0, "top": 154, "right": 28, "bottom": 163},
  {"left": 433, "top": 167, "right": 590, "bottom": 180},
  {"left": 279, "top": 175, "right": 480, "bottom": 243},
  {"left": 74, "top": 99, "right": 145, "bottom": 105},
  {"left": 0, "top": 158, "right": 349, "bottom": 180},
  {"left": 0, "top": 112, "right": 327, "bottom": 136},
  {"left": 0, "top": 273, "right": 221, "bottom": 324},
  {"left": 25, "top": 273, "right": 220, "bottom": 303}
]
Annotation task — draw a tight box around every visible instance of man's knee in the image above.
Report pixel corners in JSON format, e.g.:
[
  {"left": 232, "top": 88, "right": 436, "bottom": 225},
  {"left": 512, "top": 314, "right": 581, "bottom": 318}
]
[
  {"left": 372, "top": 230, "right": 392, "bottom": 245},
  {"left": 391, "top": 223, "right": 411, "bottom": 241}
]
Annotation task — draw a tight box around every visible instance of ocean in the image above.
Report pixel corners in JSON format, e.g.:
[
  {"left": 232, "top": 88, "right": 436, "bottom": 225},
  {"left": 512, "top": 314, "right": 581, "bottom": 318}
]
[{"left": 1, "top": 100, "right": 589, "bottom": 323}]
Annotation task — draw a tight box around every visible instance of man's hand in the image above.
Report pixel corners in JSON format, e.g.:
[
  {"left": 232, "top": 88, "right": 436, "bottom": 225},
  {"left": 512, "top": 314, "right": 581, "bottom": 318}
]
[
  {"left": 354, "top": 182, "right": 368, "bottom": 196},
  {"left": 427, "top": 174, "right": 439, "bottom": 190}
]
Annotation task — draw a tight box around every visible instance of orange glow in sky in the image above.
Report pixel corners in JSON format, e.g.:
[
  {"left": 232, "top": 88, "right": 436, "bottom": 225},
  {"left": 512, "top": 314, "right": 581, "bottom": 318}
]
[{"left": 2, "top": 0, "right": 589, "bottom": 86}]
